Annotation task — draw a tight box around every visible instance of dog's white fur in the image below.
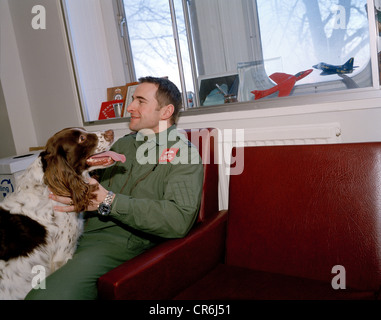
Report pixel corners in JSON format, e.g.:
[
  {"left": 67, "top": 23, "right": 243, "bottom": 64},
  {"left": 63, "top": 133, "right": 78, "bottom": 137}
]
[{"left": 0, "top": 129, "right": 113, "bottom": 300}]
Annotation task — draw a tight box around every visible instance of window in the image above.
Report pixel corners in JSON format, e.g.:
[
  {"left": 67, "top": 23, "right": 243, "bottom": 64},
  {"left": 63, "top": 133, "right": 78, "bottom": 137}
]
[
  {"left": 187, "top": 0, "right": 374, "bottom": 102},
  {"left": 256, "top": 0, "right": 372, "bottom": 93},
  {"left": 119, "top": 0, "right": 194, "bottom": 107},
  {"left": 62, "top": 0, "right": 379, "bottom": 124},
  {"left": 121, "top": 0, "right": 192, "bottom": 88}
]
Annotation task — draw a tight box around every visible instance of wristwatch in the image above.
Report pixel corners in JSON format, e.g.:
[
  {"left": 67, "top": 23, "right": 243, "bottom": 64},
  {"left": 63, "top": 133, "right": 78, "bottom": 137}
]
[{"left": 97, "top": 191, "right": 115, "bottom": 216}]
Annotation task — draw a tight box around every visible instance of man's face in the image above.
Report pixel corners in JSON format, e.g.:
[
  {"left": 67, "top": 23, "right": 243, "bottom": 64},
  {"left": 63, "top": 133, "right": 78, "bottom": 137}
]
[{"left": 126, "top": 82, "right": 163, "bottom": 133}]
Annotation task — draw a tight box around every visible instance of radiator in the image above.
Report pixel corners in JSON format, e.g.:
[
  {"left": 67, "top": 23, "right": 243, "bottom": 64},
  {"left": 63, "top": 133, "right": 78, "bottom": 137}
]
[
  {"left": 244, "top": 122, "right": 342, "bottom": 146},
  {"left": 219, "top": 122, "right": 342, "bottom": 209}
]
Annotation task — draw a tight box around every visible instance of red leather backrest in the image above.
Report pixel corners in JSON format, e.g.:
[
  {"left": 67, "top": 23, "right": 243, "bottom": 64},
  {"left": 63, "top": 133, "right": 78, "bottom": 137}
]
[
  {"left": 184, "top": 128, "right": 219, "bottom": 223},
  {"left": 226, "top": 142, "right": 381, "bottom": 290}
]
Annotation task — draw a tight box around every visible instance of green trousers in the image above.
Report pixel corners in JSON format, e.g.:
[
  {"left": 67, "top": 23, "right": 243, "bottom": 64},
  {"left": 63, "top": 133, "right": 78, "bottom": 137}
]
[{"left": 25, "top": 226, "right": 153, "bottom": 300}]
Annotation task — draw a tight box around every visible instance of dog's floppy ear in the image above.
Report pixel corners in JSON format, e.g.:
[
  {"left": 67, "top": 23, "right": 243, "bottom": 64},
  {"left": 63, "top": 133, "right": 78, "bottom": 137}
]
[{"left": 41, "top": 150, "right": 97, "bottom": 212}]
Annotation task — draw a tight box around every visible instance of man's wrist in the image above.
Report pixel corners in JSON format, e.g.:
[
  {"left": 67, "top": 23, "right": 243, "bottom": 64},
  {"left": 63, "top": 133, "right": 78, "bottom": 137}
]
[{"left": 97, "top": 191, "right": 115, "bottom": 216}]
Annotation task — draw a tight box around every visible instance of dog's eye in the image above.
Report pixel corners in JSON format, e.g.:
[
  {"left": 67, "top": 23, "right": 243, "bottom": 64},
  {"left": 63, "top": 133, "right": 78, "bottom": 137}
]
[{"left": 79, "top": 135, "right": 86, "bottom": 143}]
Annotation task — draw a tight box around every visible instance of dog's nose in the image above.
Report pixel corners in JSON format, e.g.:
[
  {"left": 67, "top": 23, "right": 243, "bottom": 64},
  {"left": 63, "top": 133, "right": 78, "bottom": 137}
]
[{"left": 104, "top": 130, "right": 114, "bottom": 142}]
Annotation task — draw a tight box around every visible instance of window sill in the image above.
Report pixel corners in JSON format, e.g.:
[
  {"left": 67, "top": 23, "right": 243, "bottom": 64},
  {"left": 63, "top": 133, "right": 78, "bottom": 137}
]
[
  {"left": 178, "top": 86, "right": 381, "bottom": 124},
  {"left": 83, "top": 86, "right": 381, "bottom": 129}
]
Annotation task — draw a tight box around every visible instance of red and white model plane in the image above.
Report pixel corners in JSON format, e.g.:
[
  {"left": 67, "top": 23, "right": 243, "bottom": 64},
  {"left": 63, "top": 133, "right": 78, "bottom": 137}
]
[{"left": 251, "top": 69, "right": 313, "bottom": 100}]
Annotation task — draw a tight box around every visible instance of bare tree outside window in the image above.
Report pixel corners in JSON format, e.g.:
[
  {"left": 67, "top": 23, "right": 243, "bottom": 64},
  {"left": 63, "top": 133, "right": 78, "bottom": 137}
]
[
  {"left": 123, "top": 0, "right": 193, "bottom": 91},
  {"left": 257, "top": 0, "right": 370, "bottom": 85}
]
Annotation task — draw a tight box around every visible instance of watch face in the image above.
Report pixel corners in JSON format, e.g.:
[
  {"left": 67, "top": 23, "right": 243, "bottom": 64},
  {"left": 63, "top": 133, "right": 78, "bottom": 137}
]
[{"left": 98, "top": 203, "right": 111, "bottom": 216}]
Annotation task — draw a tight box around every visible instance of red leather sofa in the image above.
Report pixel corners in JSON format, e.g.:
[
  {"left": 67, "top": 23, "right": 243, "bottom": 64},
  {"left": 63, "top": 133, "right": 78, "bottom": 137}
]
[{"left": 99, "top": 141, "right": 381, "bottom": 300}]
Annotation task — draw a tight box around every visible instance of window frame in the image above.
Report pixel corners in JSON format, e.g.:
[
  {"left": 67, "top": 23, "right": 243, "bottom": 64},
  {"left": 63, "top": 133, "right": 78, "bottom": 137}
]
[{"left": 62, "top": 0, "right": 381, "bottom": 126}]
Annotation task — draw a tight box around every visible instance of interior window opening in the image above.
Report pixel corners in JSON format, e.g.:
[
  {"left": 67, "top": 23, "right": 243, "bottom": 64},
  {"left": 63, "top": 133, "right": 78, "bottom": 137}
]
[{"left": 62, "top": 0, "right": 378, "bottom": 124}]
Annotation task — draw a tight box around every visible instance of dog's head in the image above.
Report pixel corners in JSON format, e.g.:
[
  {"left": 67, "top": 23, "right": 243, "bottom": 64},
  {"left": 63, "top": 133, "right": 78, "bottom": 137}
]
[{"left": 40, "top": 127, "right": 125, "bottom": 212}]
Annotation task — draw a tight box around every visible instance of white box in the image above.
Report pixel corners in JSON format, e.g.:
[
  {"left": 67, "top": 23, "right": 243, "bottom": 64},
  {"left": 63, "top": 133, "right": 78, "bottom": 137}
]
[{"left": 0, "top": 152, "right": 39, "bottom": 201}]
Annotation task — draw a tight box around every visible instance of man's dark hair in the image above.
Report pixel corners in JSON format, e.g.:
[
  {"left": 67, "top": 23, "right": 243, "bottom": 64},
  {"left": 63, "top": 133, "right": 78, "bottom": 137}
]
[{"left": 138, "top": 76, "right": 182, "bottom": 125}]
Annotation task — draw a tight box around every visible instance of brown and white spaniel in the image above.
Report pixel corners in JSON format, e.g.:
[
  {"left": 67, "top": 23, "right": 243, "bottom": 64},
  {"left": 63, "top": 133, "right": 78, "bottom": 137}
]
[{"left": 0, "top": 127, "right": 126, "bottom": 299}]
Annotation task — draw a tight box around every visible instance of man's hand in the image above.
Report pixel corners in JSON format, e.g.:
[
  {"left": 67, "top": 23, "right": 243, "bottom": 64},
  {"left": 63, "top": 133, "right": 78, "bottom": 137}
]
[{"left": 49, "top": 178, "right": 110, "bottom": 212}]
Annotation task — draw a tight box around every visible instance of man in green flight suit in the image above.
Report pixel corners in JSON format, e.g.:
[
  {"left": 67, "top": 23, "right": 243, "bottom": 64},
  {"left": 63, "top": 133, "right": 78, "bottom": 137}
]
[{"left": 25, "top": 76, "right": 204, "bottom": 300}]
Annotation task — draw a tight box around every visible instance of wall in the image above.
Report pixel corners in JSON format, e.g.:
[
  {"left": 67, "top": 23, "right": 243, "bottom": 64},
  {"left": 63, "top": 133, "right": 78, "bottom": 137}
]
[
  {"left": 0, "top": 0, "right": 37, "bottom": 155},
  {"left": 1, "top": 0, "right": 381, "bottom": 159},
  {"left": 0, "top": 80, "right": 16, "bottom": 158},
  {"left": 1, "top": 0, "right": 82, "bottom": 157}
]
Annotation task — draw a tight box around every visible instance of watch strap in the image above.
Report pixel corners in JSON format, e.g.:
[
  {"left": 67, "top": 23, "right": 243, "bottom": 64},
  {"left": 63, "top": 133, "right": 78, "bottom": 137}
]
[
  {"left": 102, "top": 191, "right": 115, "bottom": 206},
  {"left": 97, "top": 191, "right": 115, "bottom": 216}
]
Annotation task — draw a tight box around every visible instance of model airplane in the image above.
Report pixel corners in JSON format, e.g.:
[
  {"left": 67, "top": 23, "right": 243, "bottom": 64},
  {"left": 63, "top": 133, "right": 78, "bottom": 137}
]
[
  {"left": 251, "top": 69, "right": 313, "bottom": 100},
  {"left": 313, "top": 57, "right": 358, "bottom": 75}
]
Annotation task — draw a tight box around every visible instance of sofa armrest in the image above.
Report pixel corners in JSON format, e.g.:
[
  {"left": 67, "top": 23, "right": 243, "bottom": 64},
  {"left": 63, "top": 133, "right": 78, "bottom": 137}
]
[{"left": 98, "top": 210, "right": 228, "bottom": 300}]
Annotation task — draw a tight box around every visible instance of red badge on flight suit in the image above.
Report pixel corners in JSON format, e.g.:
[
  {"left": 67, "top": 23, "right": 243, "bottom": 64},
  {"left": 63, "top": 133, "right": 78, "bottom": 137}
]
[{"left": 159, "top": 148, "right": 179, "bottom": 163}]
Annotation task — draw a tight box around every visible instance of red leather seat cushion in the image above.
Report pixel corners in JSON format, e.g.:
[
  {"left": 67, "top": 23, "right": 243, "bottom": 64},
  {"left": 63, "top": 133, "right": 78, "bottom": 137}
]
[
  {"left": 173, "top": 264, "right": 377, "bottom": 300},
  {"left": 226, "top": 143, "right": 381, "bottom": 291}
]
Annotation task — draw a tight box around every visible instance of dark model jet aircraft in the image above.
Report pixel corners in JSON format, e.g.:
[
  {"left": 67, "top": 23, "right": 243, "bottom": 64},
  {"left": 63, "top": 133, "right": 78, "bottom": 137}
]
[{"left": 313, "top": 57, "right": 358, "bottom": 75}]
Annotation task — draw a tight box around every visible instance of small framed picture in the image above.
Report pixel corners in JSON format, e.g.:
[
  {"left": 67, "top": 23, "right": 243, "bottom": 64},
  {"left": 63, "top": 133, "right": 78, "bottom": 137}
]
[
  {"left": 122, "top": 83, "right": 139, "bottom": 117},
  {"left": 107, "top": 85, "right": 127, "bottom": 102},
  {"left": 198, "top": 73, "right": 239, "bottom": 106}
]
